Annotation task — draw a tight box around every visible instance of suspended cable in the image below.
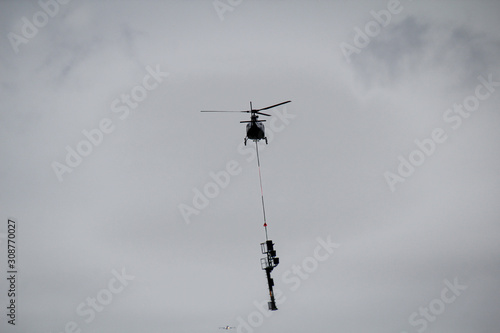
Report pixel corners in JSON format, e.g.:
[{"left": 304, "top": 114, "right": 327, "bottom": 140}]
[{"left": 255, "top": 141, "right": 269, "bottom": 241}]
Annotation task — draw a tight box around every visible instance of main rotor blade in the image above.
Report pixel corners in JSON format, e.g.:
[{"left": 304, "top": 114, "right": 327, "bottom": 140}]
[
  {"left": 255, "top": 100, "right": 291, "bottom": 111},
  {"left": 240, "top": 120, "right": 266, "bottom": 123},
  {"left": 256, "top": 111, "right": 271, "bottom": 116},
  {"left": 200, "top": 110, "right": 249, "bottom": 113}
]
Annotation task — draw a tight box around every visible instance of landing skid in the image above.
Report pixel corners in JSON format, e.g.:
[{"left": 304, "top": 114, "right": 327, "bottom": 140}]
[{"left": 245, "top": 137, "right": 268, "bottom": 145}]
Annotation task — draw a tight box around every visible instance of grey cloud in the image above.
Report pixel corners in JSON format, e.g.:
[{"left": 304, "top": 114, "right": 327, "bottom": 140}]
[{"left": 351, "top": 15, "right": 500, "bottom": 90}]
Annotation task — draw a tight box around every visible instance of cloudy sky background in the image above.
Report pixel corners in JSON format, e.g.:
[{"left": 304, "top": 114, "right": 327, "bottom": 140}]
[{"left": 1, "top": 0, "right": 499, "bottom": 332}]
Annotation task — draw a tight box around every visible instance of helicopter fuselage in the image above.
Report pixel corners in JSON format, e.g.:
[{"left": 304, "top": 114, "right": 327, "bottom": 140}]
[
  {"left": 246, "top": 121, "right": 265, "bottom": 141},
  {"left": 243, "top": 114, "right": 267, "bottom": 145}
]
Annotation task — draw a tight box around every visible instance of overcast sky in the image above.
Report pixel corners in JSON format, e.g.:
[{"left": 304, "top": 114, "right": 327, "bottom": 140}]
[{"left": 1, "top": 0, "right": 499, "bottom": 332}]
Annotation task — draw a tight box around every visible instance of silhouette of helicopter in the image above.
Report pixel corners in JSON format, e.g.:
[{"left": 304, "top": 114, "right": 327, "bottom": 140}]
[
  {"left": 201, "top": 100, "right": 291, "bottom": 145},
  {"left": 219, "top": 326, "right": 235, "bottom": 330}
]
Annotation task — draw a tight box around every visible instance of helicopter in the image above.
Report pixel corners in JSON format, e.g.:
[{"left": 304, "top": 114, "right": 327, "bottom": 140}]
[
  {"left": 219, "top": 326, "right": 235, "bottom": 330},
  {"left": 201, "top": 100, "right": 291, "bottom": 145}
]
